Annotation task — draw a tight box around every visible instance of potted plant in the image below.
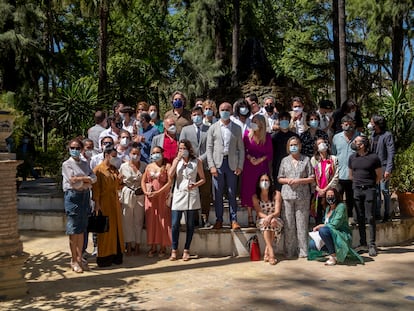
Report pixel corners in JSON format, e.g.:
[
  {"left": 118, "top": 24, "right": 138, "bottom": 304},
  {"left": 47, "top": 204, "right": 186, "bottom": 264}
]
[{"left": 391, "top": 142, "right": 414, "bottom": 217}]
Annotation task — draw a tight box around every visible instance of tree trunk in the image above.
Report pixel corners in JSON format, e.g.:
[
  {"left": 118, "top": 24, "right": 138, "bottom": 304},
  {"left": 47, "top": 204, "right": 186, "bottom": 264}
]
[
  {"left": 338, "top": 0, "right": 348, "bottom": 105},
  {"left": 98, "top": 0, "right": 109, "bottom": 106},
  {"left": 231, "top": 0, "right": 240, "bottom": 86},
  {"left": 392, "top": 15, "right": 404, "bottom": 86},
  {"left": 333, "top": 0, "right": 347, "bottom": 107}
]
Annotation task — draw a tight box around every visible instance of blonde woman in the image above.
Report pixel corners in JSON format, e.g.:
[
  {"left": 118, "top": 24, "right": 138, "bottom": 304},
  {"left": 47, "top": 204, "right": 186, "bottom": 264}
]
[
  {"left": 241, "top": 114, "right": 273, "bottom": 227},
  {"left": 202, "top": 99, "right": 218, "bottom": 126}
]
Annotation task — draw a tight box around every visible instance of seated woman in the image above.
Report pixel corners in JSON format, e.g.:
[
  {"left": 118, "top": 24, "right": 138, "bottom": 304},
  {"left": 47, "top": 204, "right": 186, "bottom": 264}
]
[
  {"left": 308, "top": 188, "right": 363, "bottom": 266},
  {"left": 252, "top": 173, "right": 284, "bottom": 265}
]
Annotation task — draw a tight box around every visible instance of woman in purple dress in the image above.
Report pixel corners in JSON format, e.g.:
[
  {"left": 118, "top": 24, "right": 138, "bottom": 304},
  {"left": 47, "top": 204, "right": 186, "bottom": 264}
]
[{"left": 241, "top": 114, "right": 273, "bottom": 227}]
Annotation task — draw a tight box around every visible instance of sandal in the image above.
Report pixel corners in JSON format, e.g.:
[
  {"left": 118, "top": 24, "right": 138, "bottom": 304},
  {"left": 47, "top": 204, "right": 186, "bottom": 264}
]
[
  {"left": 324, "top": 255, "right": 337, "bottom": 266},
  {"left": 71, "top": 261, "right": 83, "bottom": 273},
  {"left": 158, "top": 248, "right": 167, "bottom": 258},
  {"left": 263, "top": 255, "right": 269, "bottom": 262},
  {"left": 268, "top": 257, "right": 277, "bottom": 265},
  {"left": 147, "top": 249, "right": 157, "bottom": 258},
  {"left": 170, "top": 249, "right": 178, "bottom": 261},
  {"left": 182, "top": 249, "right": 190, "bottom": 261}
]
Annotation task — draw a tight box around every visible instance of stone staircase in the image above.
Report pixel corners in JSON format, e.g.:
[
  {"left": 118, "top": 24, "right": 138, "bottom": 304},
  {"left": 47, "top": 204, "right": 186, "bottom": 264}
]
[{"left": 17, "top": 178, "right": 414, "bottom": 257}]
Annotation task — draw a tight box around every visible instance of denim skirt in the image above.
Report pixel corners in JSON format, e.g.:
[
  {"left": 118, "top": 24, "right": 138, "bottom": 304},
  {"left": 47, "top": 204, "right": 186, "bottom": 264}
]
[{"left": 64, "top": 189, "right": 90, "bottom": 235}]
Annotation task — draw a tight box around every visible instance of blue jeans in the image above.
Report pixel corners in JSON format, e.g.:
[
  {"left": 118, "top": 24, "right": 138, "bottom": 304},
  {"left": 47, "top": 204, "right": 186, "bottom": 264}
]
[
  {"left": 171, "top": 210, "right": 197, "bottom": 250},
  {"left": 309, "top": 226, "right": 335, "bottom": 255},
  {"left": 354, "top": 187, "right": 377, "bottom": 247},
  {"left": 212, "top": 158, "right": 238, "bottom": 222},
  {"left": 376, "top": 179, "right": 390, "bottom": 219}
]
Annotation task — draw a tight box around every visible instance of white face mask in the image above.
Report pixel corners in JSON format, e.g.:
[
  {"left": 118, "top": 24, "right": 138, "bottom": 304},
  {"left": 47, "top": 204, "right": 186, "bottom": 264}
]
[
  {"left": 318, "top": 142, "right": 328, "bottom": 152},
  {"left": 260, "top": 180, "right": 270, "bottom": 190},
  {"left": 109, "top": 156, "right": 119, "bottom": 167},
  {"left": 293, "top": 106, "right": 303, "bottom": 114},
  {"left": 84, "top": 149, "right": 93, "bottom": 158},
  {"left": 120, "top": 137, "right": 129, "bottom": 147},
  {"left": 149, "top": 111, "right": 157, "bottom": 120},
  {"left": 167, "top": 125, "right": 176, "bottom": 134},
  {"left": 130, "top": 154, "right": 139, "bottom": 161}
]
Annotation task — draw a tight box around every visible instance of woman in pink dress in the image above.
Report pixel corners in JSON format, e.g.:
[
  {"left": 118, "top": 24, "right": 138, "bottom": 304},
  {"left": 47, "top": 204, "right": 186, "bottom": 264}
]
[
  {"left": 241, "top": 114, "right": 273, "bottom": 227},
  {"left": 141, "top": 146, "right": 172, "bottom": 257}
]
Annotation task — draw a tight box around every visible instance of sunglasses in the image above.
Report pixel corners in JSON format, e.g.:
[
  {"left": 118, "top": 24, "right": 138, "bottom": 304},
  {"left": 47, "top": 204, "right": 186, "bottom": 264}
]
[{"left": 70, "top": 147, "right": 81, "bottom": 150}]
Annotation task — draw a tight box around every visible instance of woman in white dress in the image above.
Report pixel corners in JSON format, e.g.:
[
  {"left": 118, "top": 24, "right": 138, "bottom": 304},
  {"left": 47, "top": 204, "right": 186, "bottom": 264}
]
[
  {"left": 119, "top": 143, "right": 146, "bottom": 255},
  {"left": 168, "top": 139, "right": 205, "bottom": 261}
]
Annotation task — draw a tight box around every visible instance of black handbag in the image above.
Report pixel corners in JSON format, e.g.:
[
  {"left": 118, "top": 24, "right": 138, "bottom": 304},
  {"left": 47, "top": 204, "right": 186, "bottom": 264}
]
[{"left": 87, "top": 210, "right": 109, "bottom": 233}]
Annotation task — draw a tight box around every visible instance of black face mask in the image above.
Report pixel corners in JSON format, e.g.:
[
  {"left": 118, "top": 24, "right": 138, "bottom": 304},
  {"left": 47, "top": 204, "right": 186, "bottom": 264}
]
[
  {"left": 326, "top": 196, "right": 336, "bottom": 205},
  {"left": 265, "top": 105, "right": 274, "bottom": 113},
  {"left": 115, "top": 122, "right": 123, "bottom": 129},
  {"left": 350, "top": 142, "right": 358, "bottom": 151}
]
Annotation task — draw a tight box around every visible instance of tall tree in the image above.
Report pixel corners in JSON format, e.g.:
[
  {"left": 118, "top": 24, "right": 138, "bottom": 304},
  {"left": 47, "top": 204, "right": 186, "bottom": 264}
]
[{"left": 333, "top": 0, "right": 348, "bottom": 107}]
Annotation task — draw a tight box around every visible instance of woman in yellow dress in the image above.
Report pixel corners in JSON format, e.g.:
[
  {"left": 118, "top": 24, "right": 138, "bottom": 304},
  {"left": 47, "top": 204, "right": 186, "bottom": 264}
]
[{"left": 92, "top": 146, "right": 125, "bottom": 267}]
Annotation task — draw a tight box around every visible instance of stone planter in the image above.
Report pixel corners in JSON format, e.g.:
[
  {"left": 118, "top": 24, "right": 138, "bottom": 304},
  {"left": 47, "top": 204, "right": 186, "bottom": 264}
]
[{"left": 396, "top": 191, "right": 414, "bottom": 217}]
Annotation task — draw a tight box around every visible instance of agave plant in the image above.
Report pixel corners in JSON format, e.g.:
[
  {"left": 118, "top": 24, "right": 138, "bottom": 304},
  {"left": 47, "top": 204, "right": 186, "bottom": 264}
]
[
  {"left": 50, "top": 79, "right": 98, "bottom": 137},
  {"left": 379, "top": 83, "right": 414, "bottom": 150}
]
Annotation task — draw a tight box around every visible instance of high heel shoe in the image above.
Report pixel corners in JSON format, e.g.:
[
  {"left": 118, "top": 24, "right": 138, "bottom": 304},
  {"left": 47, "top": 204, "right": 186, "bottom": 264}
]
[
  {"left": 169, "top": 249, "right": 178, "bottom": 261},
  {"left": 182, "top": 249, "right": 190, "bottom": 261},
  {"left": 147, "top": 249, "right": 157, "bottom": 258},
  {"left": 71, "top": 261, "right": 83, "bottom": 273},
  {"left": 268, "top": 256, "right": 277, "bottom": 265}
]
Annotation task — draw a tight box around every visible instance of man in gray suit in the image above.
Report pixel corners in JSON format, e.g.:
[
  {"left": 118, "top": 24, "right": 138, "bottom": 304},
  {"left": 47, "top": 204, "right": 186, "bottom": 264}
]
[
  {"left": 369, "top": 114, "right": 395, "bottom": 222},
  {"left": 180, "top": 106, "right": 212, "bottom": 227},
  {"left": 207, "top": 102, "right": 245, "bottom": 230}
]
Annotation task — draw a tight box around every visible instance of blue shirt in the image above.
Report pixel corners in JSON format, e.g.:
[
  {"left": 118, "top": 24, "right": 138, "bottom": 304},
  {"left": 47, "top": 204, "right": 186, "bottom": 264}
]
[
  {"left": 331, "top": 131, "right": 359, "bottom": 180},
  {"left": 139, "top": 125, "right": 160, "bottom": 163}
]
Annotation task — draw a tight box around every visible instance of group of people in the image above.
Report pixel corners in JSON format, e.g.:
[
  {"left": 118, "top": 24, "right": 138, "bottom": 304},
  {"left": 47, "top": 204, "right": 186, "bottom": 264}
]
[{"left": 62, "top": 91, "right": 395, "bottom": 272}]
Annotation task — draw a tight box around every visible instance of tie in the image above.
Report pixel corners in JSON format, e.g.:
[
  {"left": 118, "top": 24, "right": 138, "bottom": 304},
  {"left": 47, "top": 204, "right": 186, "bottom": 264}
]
[{"left": 196, "top": 126, "right": 200, "bottom": 143}]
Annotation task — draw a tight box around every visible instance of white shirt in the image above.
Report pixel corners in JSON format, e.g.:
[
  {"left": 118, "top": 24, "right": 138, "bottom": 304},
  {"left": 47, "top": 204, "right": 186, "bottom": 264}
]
[{"left": 219, "top": 121, "right": 232, "bottom": 155}]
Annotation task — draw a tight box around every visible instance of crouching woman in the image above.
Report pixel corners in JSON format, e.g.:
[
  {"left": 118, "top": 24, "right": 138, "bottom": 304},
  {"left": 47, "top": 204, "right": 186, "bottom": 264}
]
[{"left": 308, "top": 188, "right": 363, "bottom": 265}]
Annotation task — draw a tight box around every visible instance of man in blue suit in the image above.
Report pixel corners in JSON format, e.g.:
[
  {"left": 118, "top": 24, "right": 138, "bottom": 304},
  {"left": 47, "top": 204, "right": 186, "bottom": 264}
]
[
  {"left": 206, "top": 102, "right": 245, "bottom": 230},
  {"left": 369, "top": 114, "right": 395, "bottom": 222}
]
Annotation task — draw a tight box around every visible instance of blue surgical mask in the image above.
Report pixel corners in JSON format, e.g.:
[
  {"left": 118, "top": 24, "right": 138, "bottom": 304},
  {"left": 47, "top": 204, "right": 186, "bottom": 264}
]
[
  {"left": 173, "top": 99, "right": 183, "bottom": 109},
  {"left": 151, "top": 153, "right": 162, "bottom": 162},
  {"left": 290, "top": 145, "right": 299, "bottom": 154},
  {"left": 220, "top": 111, "right": 230, "bottom": 121},
  {"left": 192, "top": 115, "right": 203, "bottom": 125},
  {"left": 70, "top": 149, "right": 81, "bottom": 158},
  {"left": 204, "top": 109, "right": 213, "bottom": 117},
  {"left": 309, "top": 120, "right": 319, "bottom": 128},
  {"left": 279, "top": 120, "right": 290, "bottom": 130},
  {"left": 250, "top": 122, "right": 259, "bottom": 131}
]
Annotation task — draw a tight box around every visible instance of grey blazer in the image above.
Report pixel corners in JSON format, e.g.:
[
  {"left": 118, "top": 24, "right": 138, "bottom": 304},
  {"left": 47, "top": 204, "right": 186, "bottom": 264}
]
[
  {"left": 179, "top": 124, "right": 209, "bottom": 162},
  {"left": 370, "top": 131, "right": 395, "bottom": 173},
  {"left": 151, "top": 133, "right": 165, "bottom": 150},
  {"left": 206, "top": 120, "right": 245, "bottom": 171}
]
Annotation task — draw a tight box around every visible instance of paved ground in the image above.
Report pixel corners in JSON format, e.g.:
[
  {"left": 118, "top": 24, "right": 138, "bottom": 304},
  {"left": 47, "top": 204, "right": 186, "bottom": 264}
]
[{"left": 1, "top": 231, "right": 413, "bottom": 310}]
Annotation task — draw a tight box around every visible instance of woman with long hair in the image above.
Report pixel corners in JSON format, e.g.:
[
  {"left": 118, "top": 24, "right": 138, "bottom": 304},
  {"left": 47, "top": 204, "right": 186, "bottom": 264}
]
[
  {"left": 252, "top": 173, "right": 283, "bottom": 265},
  {"left": 141, "top": 146, "right": 172, "bottom": 257},
  {"left": 308, "top": 188, "right": 363, "bottom": 265},
  {"left": 310, "top": 138, "right": 339, "bottom": 224},
  {"left": 241, "top": 114, "right": 273, "bottom": 227},
  {"left": 168, "top": 139, "right": 205, "bottom": 261}
]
